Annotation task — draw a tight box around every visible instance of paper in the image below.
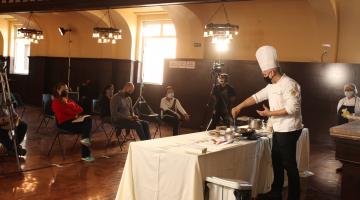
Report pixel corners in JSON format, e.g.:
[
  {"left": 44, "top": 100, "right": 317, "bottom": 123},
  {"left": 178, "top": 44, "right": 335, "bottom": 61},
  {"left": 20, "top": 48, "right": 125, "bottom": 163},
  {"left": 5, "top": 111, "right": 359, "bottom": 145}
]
[{"left": 72, "top": 115, "right": 91, "bottom": 123}]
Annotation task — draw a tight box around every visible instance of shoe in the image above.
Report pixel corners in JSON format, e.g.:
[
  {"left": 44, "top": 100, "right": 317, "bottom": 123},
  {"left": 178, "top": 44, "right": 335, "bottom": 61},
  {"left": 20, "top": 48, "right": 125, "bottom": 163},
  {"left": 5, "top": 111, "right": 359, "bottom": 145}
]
[
  {"left": 81, "top": 156, "right": 95, "bottom": 162},
  {"left": 80, "top": 138, "right": 91, "bottom": 147},
  {"left": 336, "top": 166, "right": 343, "bottom": 173},
  {"left": 7, "top": 147, "right": 27, "bottom": 156},
  {"left": 257, "top": 191, "right": 282, "bottom": 200}
]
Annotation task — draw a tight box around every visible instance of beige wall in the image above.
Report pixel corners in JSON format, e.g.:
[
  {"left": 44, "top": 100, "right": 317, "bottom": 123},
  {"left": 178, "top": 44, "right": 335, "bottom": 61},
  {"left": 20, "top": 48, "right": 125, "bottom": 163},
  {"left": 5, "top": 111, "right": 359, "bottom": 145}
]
[
  {"left": 337, "top": 0, "right": 360, "bottom": 63},
  {"left": 1, "top": 0, "right": 360, "bottom": 63}
]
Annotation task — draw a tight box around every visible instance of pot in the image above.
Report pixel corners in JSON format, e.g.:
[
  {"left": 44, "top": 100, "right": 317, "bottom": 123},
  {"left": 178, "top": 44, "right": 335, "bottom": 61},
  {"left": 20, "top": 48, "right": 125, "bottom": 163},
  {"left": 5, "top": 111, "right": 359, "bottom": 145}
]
[{"left": 248, "top": 118, "right": 262, "bottom": 130}]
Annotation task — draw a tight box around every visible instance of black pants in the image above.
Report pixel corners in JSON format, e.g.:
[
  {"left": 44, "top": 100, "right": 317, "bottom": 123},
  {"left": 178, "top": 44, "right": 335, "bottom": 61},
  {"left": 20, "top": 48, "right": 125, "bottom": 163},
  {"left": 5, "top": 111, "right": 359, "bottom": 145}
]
[
  {"left": 57, "top": 117, "right": 92, "bottom": 158},
  {"left": 162, "top": 112, "right": 181, "bottom": 136},
  {"left": 271, "top": 129, "right": 302, "bottom": 200},
  {"left": 0, "top": 121, "right": 27, "bottom": 150},
  {"left": 113, "top": 119, "right": 150, "bottom": 140},
  {"left": 208, "top": 110, "right": 233, "bottom": 130}
]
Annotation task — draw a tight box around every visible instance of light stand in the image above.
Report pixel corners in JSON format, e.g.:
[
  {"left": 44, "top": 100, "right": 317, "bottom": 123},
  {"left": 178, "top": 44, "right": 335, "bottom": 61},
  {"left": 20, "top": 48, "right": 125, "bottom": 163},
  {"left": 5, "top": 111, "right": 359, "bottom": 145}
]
[
  {"left": 0, "top": 59, "right": 22, "bottom": 171},
  {"left": 132, "top": 61, "right": 155, "bottom": 114},
  {"left": 58, "top": 27, "right": 72, "bottom": 89}
]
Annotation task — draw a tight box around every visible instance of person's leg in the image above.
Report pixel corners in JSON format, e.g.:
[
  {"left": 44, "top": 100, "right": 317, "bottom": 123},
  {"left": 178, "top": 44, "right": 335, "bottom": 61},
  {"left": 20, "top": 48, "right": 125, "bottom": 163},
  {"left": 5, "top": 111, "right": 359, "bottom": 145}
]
[
  {"left": 0, "top": 129, "right": 12, "bottom": 150},
  {"left": 163, "top": 115, "right": 180, "bottom": 135},
  {"left": 271, "top": 133, "right": 285, "bottom": 198},
  {"left": 138, "top": 120, "right": 150, "bottom": 140},
  {"left": 208, "top": 111, "right": 221, "bottom": 130},
  {"left": 57, "top": 120, "right": 91, "bottom": 158},
  {"left": 116, "top": 119, "right": 148, "bottom": 141},
  {"left": 278, "top": 130, "right": 301, "bottom": 200},
  {"left": 15, "top": 121, "right": 27, "bottom": 145}
]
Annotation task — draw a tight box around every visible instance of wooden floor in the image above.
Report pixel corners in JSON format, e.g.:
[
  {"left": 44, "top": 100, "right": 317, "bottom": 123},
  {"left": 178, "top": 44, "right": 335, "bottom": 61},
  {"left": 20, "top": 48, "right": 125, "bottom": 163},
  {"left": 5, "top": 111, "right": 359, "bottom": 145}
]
[{"left": 0, "top": 106, "right": 341, "bottom": 200}]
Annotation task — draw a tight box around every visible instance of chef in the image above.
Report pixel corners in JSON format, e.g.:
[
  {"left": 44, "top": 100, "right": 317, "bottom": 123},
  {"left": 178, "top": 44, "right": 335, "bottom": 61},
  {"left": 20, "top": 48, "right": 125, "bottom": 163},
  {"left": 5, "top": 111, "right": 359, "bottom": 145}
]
[
  {"left": 231, "top": 45, "right": 303, "bottom": 200},
  {"left": 337, "top": 83, "right": 360, "bottom": 125}
]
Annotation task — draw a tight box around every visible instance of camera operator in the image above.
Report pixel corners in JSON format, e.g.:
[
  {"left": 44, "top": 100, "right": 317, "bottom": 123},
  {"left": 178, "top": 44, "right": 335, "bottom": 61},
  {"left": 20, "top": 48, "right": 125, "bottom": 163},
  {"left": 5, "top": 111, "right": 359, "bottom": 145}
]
[{"left": 208, "top": 73, "right": 236, "bottom": 130}]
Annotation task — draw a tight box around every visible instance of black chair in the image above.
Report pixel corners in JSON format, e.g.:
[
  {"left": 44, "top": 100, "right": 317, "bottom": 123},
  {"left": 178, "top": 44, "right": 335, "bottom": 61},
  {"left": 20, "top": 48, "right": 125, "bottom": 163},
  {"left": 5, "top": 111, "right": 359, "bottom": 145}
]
[
  {"left": 91, "top": 99, "right": 112, "bottom": 147},
  {"left": 47, "top": 123, "right": 80, "bottom": 160},
  {"left": 36, "top": 94, "right": 55, "bottom": 133},
  {"left": 12, "top": 93, "right": 26, "bottom": 119},
  {"left": 134, "top": 101, "right": 161, "bottom": 139}
]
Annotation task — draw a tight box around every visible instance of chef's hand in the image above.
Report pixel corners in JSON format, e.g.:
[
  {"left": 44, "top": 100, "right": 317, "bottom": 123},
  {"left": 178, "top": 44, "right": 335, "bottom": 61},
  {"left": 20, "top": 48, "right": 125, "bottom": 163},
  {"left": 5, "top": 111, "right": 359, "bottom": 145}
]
[
  {"left": 184, "top": 114, "right": 190, "bottom": 121},
  {"left": 256, "top": 104, "right": 271, "bottom": 117},
  {"left": 231, "top": 106, "right": 241, "bottom": 119}
]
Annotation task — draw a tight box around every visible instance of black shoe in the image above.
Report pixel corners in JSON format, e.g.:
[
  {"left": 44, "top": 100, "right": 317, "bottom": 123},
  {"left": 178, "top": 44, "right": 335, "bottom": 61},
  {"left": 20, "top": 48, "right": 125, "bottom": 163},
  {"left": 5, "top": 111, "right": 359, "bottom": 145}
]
[
  {"left": 7, "top": 147, "right": 27, "bottom": 156},
  {"left": 336, "top": 166, "right": 343, "bottom": 173},
  {"left": 257, "top": 191, "right": 282, "bottom": 200}
]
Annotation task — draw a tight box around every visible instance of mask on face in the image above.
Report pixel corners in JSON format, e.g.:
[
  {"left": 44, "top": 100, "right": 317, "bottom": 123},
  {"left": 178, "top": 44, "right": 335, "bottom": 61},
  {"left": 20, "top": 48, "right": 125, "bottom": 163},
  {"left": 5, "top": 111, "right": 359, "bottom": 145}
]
[
  {"left": 263, "top": 72, "right": 273, "bottom": 84},
  {"left": 167, "top": 93, "right": 174, "bottom": 98},
  {"left": 345, "top": 91, "right": 355, "bottom": 98},
  {"left": 60, "top": 90, "right": 68, "bottom": 97}
]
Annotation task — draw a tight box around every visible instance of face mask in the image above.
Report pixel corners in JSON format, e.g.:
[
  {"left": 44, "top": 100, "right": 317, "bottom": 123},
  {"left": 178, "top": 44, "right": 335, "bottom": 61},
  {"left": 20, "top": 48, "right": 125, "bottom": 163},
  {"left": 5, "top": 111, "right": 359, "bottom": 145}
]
[
  {"left": 167, "top": 93, "right": 174, "bottom": 98},
  {"left": 263, "top": 72, "right": 273, "bottom": 84},
  {"left": 60, "top": 90, "right": 68, "bottom": 97},
  {"left": 345, "top": 91, "right": 355, "bottom": 98}
]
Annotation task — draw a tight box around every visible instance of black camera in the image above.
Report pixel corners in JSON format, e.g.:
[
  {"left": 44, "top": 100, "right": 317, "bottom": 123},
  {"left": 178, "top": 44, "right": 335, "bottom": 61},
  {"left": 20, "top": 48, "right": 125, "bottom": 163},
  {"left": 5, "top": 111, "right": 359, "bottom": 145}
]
[{"left": 212, "top": 62, "right": 224, "bottom": 74}]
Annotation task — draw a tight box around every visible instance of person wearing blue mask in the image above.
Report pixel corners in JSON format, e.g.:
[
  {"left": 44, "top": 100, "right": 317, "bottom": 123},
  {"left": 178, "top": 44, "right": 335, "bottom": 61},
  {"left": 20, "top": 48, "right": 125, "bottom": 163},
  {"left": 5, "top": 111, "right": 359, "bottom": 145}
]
[{"left": 337, "top": 83, "right": 360, "bottom": 125}]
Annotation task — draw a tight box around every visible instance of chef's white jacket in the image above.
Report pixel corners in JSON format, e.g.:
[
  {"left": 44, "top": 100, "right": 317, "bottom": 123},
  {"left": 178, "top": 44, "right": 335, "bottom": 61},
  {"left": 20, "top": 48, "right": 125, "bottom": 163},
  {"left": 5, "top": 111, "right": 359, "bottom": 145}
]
[{"left": 252, "top": 74, "right": 303, "bottom": 132}]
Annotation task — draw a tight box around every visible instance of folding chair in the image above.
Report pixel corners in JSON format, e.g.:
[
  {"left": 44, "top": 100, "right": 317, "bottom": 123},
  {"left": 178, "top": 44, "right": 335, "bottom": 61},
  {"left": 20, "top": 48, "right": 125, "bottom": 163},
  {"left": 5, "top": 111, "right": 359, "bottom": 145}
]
[
  {"left": 36, "top": 94, "right": 55, "bottom": 133},
  {"left": 134, "top": 101, "right": 161, "bottom": 139},
  {"left": 91, "top": 99, "right": 111, "bottom": 146},
  {"left": 12, "top": 93, "right": 26, "bottom": 119},
  {"left": 47, "top": 125, "right": 80, "bottom": 160}
]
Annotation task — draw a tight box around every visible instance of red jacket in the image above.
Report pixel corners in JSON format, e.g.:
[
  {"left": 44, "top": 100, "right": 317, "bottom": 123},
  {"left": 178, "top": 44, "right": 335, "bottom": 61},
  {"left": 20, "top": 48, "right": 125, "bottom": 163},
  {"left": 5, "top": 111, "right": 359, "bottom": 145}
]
[{"left": 51, "top": 98, "right": 83, "bottom": 124}]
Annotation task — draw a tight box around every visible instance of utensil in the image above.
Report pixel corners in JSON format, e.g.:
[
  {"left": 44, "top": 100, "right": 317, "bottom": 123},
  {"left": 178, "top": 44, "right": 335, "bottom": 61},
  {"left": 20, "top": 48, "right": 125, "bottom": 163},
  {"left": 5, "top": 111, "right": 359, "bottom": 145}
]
[{"left": 248, "top": 118, "right": 262, "bottom": 130}]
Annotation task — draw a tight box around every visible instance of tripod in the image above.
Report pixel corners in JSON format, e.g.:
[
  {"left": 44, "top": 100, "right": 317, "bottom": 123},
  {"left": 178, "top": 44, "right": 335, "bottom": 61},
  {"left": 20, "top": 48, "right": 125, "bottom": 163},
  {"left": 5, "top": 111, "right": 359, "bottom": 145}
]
[
  {"left": 0, "top": 59, "right": 21, "bottom": 171},
  {"left": 132, "top": 61, "right": 161, "bottom": 138}
]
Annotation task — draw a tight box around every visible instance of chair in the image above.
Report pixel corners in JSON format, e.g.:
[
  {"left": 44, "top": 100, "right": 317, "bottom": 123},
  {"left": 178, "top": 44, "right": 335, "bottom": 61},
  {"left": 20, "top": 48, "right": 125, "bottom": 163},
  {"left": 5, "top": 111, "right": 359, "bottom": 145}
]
[
  {"left": 36, "top": 94, "right": 55, "bottom": 133},
  {"left": 91, "top": 99, "right": 112, "bottom": 146},
  {"left": 204, "top": 177, "right": 252, "bottom": 200},
  {"left": 47, "top": 124, "right": 80, "bottom": 160},
  {"left": 134, "top": 101, "right": 161, "bottom": 139},
  {"left": 12, "top": 93, "right": 26, "bottom": 119}
]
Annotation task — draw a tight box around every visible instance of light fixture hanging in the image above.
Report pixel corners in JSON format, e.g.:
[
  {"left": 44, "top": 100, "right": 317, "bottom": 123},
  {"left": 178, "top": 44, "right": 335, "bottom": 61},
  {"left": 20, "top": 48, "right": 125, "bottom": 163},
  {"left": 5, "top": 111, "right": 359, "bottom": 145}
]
[
  {"left": 17, "top": 12, "right": 44, "bottom": 44},
  {"left": 203, "top": 3, "right": 239, "bottom": 48},
  {"left": 92, "top": 9, "right": 122, "bottom": 44}
]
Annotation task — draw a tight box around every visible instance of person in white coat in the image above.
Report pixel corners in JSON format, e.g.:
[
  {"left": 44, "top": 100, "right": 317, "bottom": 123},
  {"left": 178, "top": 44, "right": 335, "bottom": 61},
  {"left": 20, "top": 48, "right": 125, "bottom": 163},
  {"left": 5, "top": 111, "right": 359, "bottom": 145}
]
[
  {"left": 232, "top": 46, "right": 303, "bottom": 200},
  {"left": 337, "top": 83, "right": 360, "bottom": 125}
]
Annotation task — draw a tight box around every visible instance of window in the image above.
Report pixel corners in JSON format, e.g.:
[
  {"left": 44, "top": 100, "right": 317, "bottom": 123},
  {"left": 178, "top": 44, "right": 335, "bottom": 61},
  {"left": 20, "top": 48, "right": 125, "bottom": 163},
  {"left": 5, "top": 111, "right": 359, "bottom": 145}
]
[
  {"left": 140, "top": 21, "right": 176, "bottom": 85},
  {"left": 11, "top": 28, "right": 30, "bottom": 75}
]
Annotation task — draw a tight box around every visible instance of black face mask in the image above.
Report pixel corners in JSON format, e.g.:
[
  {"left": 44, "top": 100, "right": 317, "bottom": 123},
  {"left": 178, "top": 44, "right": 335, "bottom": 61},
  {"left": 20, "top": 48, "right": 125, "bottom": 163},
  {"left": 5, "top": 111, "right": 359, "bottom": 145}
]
[
  {"left": 263, "top": 73, "right": 273, "bottom": 84},
  {"left": 60, "top": 90, "right": 68, "bottom": 97}
]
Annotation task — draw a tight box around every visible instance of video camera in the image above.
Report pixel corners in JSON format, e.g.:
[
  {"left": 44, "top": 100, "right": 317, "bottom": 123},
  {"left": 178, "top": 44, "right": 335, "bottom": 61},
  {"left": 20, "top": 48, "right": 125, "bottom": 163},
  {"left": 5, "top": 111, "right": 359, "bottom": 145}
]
[{"left": 212, "top": 62, "right": 224, "bottom": 75}]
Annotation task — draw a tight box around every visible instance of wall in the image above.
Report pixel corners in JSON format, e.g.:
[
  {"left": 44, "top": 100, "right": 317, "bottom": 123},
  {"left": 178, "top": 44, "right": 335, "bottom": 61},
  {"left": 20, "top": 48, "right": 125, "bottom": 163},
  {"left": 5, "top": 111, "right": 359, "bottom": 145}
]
[
  {"left": 141, "top": 59, "right": 357, "bottom": 145},
  {"left": 337, "top": 0, "right": 360, "bottom": 63}
]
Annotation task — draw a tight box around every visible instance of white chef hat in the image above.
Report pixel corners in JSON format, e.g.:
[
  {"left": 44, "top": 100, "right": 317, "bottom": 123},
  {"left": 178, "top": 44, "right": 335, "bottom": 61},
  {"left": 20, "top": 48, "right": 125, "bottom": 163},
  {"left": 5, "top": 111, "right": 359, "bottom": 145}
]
[
  {"left": 255, "top": 45, "right": 278, "bottom": 72},
  {"left": 344, "top": 83, "right": 358, "bottom": 94}
]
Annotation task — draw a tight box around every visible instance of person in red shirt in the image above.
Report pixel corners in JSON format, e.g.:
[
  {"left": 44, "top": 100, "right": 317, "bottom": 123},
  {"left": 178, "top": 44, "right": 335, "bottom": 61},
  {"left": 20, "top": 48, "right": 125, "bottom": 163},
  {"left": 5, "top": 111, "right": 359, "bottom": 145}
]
[{"left": 51, "top": 82, "right": 94, "bottom": 162}]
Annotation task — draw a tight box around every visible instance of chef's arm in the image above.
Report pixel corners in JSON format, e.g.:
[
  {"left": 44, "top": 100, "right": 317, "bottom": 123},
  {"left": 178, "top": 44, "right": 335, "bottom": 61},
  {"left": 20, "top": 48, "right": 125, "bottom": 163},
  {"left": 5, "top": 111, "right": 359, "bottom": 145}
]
[{"left": 231, "top": 97, "right": 256, "bottom": 118}]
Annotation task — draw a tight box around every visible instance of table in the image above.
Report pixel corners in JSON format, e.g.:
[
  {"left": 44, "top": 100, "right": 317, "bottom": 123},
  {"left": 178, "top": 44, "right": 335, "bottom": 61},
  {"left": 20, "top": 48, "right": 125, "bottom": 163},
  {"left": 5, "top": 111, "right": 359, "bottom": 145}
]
[{"left": 116, "top": 129, "right": 309, "bottom": 200}]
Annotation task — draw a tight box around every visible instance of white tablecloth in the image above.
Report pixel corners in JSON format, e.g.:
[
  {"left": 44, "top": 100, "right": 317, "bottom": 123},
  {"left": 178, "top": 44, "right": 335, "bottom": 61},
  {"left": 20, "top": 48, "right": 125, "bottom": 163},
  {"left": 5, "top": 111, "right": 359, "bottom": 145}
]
[{"left": 115, "top": 129, "right": 309, "bottom": 200}]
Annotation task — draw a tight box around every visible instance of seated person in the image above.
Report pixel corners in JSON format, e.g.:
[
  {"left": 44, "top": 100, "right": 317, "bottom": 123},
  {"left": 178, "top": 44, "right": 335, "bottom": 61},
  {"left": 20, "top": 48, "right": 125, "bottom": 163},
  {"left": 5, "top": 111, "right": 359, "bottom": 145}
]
[
  {"left": 337, "top": 83, "right": 360, "bottom": 125},
  {"left": 160, "top": 86, "right": 189, "bottom": 135},
  {"left": 51, "top": 82, "right": 94, "bottom": 162},
  {"left": 110, "top": 82, "right": 150, "bottom": 140},
  {"left": 98, "top": 84, "right": 114, "bottom": 122},
  {"left": 0, "top": 104, "right": 27, "bottom": 156}
]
